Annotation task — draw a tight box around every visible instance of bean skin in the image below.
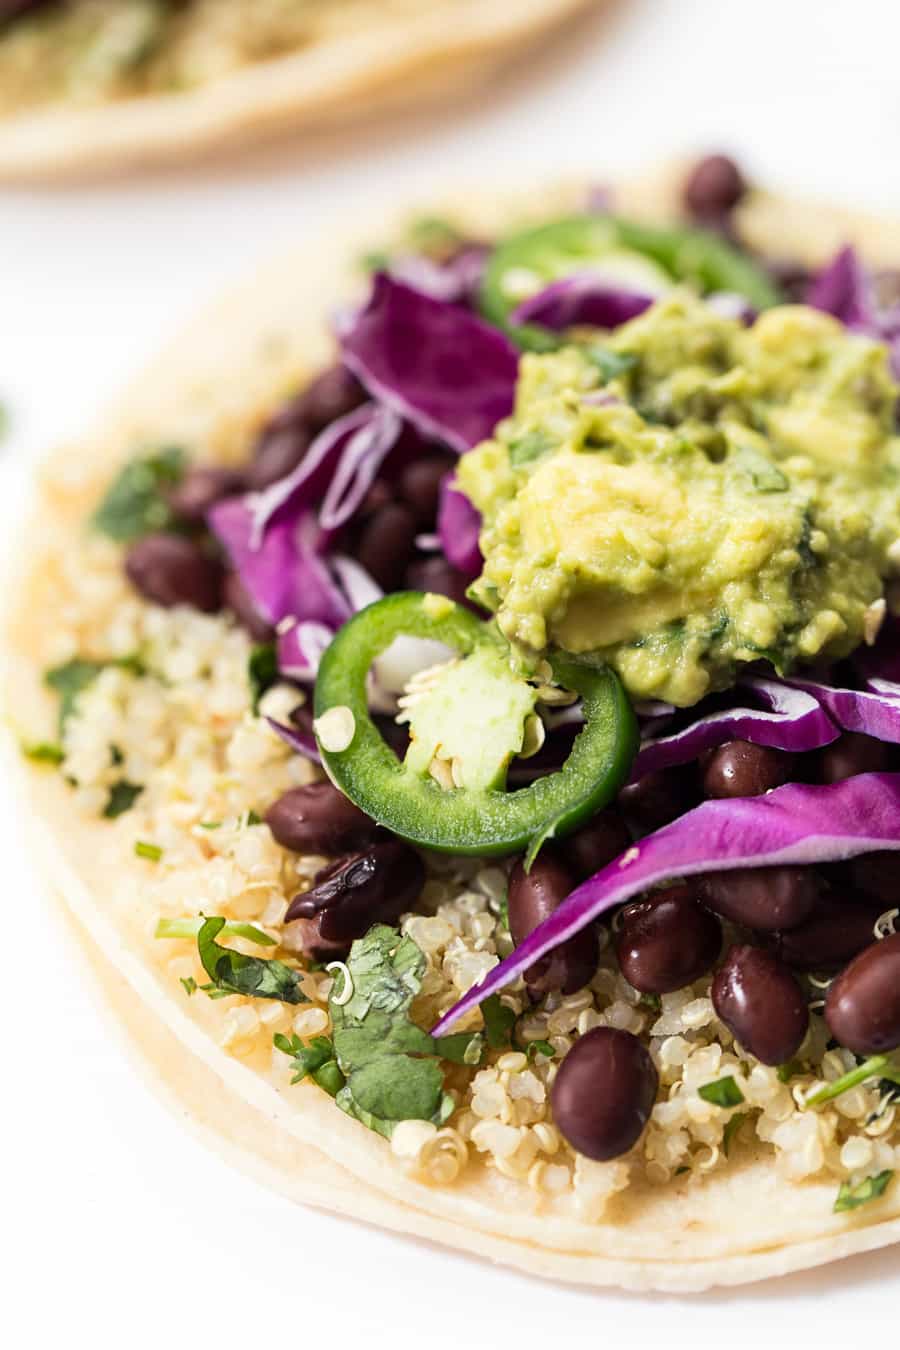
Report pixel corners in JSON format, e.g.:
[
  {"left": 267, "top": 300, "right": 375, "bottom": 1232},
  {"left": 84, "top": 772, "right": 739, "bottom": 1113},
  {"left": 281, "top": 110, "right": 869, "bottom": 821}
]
[
  {"left": 284, "top": 839, "right": 425, "bottom": 955},
  {"left": 684, "top": 154, "right": 747, "bottom": 220},
  {"left": 564, "top": 810, "right": 632, "bottom": 881},
  {"left": 772, "top": 893, "right": 885, "bottom": 972},
  {"left": 712, "top": 946, "right": 808, "bottom": 1065},
  {"left": 825, "top": 933, "right": 900, "bottom": 1055},
  {"left": 616, "top": 885, "right": 722, "bottom": 994},
  {"left": 223, "top": 571, "right": 275, "bottom": 641},
  {"left": 297, "top": 365, "right": 367, "bottom": 434},
  {"left": 619, "top": 766, "right": 698, "bottom": 830},
  {"left": 248, "top": 415, "right": 313, "bottom": 491},
  {"left": 697, "top": 866, "right": 821, "bottom": 932},
  {"left": 167, "top": 466, "right": 245, "bottom": 524},
  {"left": 702, "top": 740, "right": 795, "bottom": 799},
  {"left": 265, "top": 782, "right": 378, "bottom": 855},
  {"left": 356, "top": 503, "right": 418, "bottom": 591},
  {"left": 508, "top": 852, "right": 598, "bottom": 995},
  {"left": 398, "top": 455, "right": 455, "bottom": 524},
  {"left": 817, "top": 732, "right": 891, "bottom": 784},
  {"left": 845, "top": 851, "right": 899, "bottom": 907},
  {"left": 125, "top": 533, "right": 224, "bottom": 612},
  {"left": 551, "top": 1028, "right": 659, "bottom": 1161}
]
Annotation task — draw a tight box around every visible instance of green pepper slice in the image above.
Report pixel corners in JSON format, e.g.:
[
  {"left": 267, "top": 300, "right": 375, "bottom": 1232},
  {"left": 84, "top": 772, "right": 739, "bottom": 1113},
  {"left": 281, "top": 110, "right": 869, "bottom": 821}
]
[
  {"left": 480, "top": 214, "right": 781, "bottom": 337},
  {"left": 313, "top": 592, "right": 637, "bottom": 858}
]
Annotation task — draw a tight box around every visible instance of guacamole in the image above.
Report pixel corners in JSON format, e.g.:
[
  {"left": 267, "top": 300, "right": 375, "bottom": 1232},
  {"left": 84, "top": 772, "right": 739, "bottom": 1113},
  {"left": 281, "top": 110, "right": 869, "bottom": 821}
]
[{"left": 458, "top": 294, "right": 900, "bottom": 705}]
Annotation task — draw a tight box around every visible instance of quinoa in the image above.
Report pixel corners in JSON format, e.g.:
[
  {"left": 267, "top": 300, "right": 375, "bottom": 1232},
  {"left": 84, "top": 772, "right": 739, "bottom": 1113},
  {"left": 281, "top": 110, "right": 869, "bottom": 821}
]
[{"left": 23, "top": 468, "right": 899, "bottom": 1219}]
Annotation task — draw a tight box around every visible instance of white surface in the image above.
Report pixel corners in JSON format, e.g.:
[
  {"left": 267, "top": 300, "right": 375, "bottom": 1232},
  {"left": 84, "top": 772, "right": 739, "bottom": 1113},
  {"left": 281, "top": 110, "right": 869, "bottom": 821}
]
[{"left": 3, "top": 0, "right": 899, "bottom": 1342}]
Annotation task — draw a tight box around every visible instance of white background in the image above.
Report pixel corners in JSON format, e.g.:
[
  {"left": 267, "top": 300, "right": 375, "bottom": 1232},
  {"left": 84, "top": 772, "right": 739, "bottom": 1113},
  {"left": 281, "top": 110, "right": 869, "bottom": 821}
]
[{"left": 3, "top": 0, "right": 899, "bottom": 1342}]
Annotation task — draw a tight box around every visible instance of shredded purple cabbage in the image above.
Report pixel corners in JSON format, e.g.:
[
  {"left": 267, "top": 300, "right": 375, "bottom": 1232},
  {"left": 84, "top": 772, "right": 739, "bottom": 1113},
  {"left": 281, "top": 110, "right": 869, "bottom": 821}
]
[
  {"left": 631, "top": 677, "right": 838, "bottom": 781},
  {"left": 277, "top": 620, "right": 335, "bottom": 682},
  {"left": 433, "top": 774, "right": 900, "bottom": 1034},
  {"left": 437, "top": 477, "right": 482, "bottom": 578},
  {"left": 510, "top": 276, "right": 653, "bottom": 332},
  {"left": 387, "top": 246, "right": 487, "bottom": 307},
  {"left": 784, "top": 675, "right": 900, "bottom": 744},
  {"left": 807, "top": 245, "right": 900, "bottom": 377},
  {"left": 341, "top": 274, "right": 518, "bottom": 453},
  {"left": 267, "top": 717, "right": 321, "bottom": 764}
]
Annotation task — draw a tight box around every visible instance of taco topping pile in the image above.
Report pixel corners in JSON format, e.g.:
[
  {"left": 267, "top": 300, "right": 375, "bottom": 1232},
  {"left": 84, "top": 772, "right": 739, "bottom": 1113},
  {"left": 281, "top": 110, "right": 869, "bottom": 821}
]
[{"left": 24, "top": 155, "right": 900, "bottom": 1218}]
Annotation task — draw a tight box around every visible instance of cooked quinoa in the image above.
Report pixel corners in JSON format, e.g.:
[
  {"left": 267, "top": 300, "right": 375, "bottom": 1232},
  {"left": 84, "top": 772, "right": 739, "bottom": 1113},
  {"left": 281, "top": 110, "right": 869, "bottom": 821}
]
[{"left": 27, "top": 519, "right": 899, "bottom": 1217}]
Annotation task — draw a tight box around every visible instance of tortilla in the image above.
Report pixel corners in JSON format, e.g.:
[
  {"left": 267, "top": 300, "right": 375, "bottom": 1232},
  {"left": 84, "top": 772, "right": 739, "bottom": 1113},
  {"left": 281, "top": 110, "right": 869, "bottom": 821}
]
[
  {"left": 0, "top": 0, "right": 593, "bottom": 181},
  {"left": 6, "top": 167, "right": 900, "bottom": 1290}
]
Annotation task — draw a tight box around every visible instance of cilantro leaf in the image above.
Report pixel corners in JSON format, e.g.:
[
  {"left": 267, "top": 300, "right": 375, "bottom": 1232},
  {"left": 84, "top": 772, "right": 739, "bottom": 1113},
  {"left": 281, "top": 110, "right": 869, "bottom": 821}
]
[
  {"left": 104, "top": 780, "right": 143, "bottom": 819},
  {"left": 45, "top": 654, "right": 145, "bottom": 736},
  {"left": 480, "top": 993, "right": 516, "bottom": 1049},
  {"left": 248, "top": 642, "right": 278, "bottom": 714},
  {"left": 834, "top": 1170, "right": 894, "bottom": 1214},
  {"left": 196, "top": 916, "right": 306, "bottom": 1004},
  {"left": 92, "top": 447, "right": 186, "bottom": 542},
  {"left": 274, "top": 1033, "right": 344, "bottom": 1094},
  {"left": 698, "top": 1076, "right": 745, "bottom": 1109},
  {"left": 508, "top": 429, "right": 555, "bottom": 468},
  {"left": 328, "top": 925, "right": 468, "bottom": 1138},
  {"left": 722, "top": 1112, "right": 749, "bottom": 1156},
  {"left": 585, "top": 347, "right": 637, "bottom": 382},
  {"left": 22, "top": 741, "right": 65, "bottom": 766}
]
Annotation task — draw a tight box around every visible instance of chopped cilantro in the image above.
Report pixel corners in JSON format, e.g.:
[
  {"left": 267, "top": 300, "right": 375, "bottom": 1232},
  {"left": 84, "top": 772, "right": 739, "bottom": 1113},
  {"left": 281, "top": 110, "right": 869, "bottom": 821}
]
[
  {"left": 104, "top": 780, "right": 143, "bottom": 819},
  {"left": 698, "top": 1076, "right": 745, "bottom": 1109},
  {"left": 134, "top": 840, "right": 162, "bottom": 862},
  {"left": 248, "top": 642, "right": 278, "bottom": 713},
  {"left": 834, "top": 1170, "right": 894, "bottom": 1214},
  {"left": 527, "top": 1040, "right": 556, "bottom": 1062},
  {"left": 45, "top": 654, "right": 144, "bottom": 736},
  {"left": 196, "top": 916, "right": 306, "bottom": 1003},
  {"left": 180, "top": 977, "right": 197, "bottom": 997},
  {"left": 92, "top": 446, "right": 186, "bottom": 542},
  {"left": 806, "top": 1054, "right": 900, "bottom": 1108},
  {"left": 245, "top": 809, "right": 263, "bottom": 827},
  {"left": 508, "top": 429, "right": 555, "bottom": 468},
  {"left": 22, "top": 741, "right": 64, "bottom": 766},
  {"left": 274, "top": 1034, "right": 343, "bottom": 1094},
  {"left": 480, "top": 993, "right": 516, "bottom": 1049},
  {"left": 639, "top": 992, "right": 662, "bottom": 1012},
  {"left": 777, "top": 1060, "right": 802, "bottom": 1084}
]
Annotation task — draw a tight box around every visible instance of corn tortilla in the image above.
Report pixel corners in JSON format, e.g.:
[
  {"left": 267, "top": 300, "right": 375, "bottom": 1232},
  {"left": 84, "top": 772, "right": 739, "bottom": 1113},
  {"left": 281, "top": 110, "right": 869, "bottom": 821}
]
[{"left": 6, "top": 167, "right": 900, "bottom": 1289}]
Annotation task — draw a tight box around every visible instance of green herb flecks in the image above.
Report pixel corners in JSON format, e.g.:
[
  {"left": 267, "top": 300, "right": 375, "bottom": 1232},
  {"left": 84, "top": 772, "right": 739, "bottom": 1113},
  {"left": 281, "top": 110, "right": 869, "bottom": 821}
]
[
  {"left": 508, "top": 429, "right": 555, "bottom": 469},
  {"left": 248, "top": 642, "right": 278, "bottom": 714},
  {"left": 805, "top": 1055, "right": 900, "bottom": 1108},
  {"left": 834, "top": 1170, "right": 894, "bottom": 1214},
  {"left": 585, "top": 347, "right": 637, "bottom": 382},
  {"left": 274, "top": 1034, "right": 344, "bottom": 1095},
  {"left": 92, "top": 446, "right": 186, "bottom": 542},
  {"left": 104, "top": 780, "right": 143, "bottom": 818},
  {"left": 134, "top": 840, "right": 163, "bottom": 862},
  {"left": 195, "top": 916, "right": 306, "bottom": 1004},
  {"left": 698, "top": 1076, "right": 745, "bottom": 1109},
  {"left": 22, "top": 741, "right": 65, "bottom": 766},
  {"left": 45, "top": 654, "right": 144, "bottom": 736},
  {"left": 777, "top": 1060, "right": 802, "bottom": 1084},
  {"left": 156, "top": 916, "right": 275, "bottom": 945},
  {"left": 527, "top": 1040, "right": 556, "bottom": 1062},
  {"left": 328, "top": 925, "right": 479, "bottom": 1140},
  {"left": 180, "top": 977, "right": 197, "bottom": 996},
  {"left": 480, "top": 993, "right": 516, "bottom": 1049}
]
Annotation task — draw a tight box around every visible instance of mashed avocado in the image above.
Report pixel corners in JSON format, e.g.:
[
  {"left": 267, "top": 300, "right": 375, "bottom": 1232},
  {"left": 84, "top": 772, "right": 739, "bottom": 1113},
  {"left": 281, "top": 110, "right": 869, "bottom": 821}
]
[{"left": 458, "top": 294, "right": 900, "bottom": 706}]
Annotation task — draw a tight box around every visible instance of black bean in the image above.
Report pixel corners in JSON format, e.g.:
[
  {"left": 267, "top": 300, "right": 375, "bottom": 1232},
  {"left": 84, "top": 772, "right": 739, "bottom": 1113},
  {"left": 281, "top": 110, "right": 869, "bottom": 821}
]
[
  {"left": 398, "top": 455, "right": 455, "bottom": 525},
  {"left": 247, "top": 417, "right": 313, "bottom": 491},
  {"left": 616, "top": 885, "right": 722, "bottom": 994},
  {"left": 373, "top": 711, "right": 411, "bottom": 760},
  {"left": 702, "top": 740, "right": 794, "bottom": 799},
  {"left": 712, "top": 945, "right": 808, "bottom": 1065},
  {"left": 564, "top": 810, "right": 632, "bottom": 881},
  {"left": 508, "top": 851, "right": 598, "bottom": 995},
  {"left": 619, "top": 766, "right": 698, "bottom": 830},
  {"left": 284, "top": 839, "right": 425, "bottom": 957},
  {"left": 698, "top": 866, "right": 821, "bottom": 932},
  {"left": 265, "top": 782, "right": 378, "bottom": 856},
  {"left": 845, "top": 851, "right": 900, "bottom": 907},
  {"left": 0, "top": 0, "right": 48, "bottom": 17},
  {"left": 405, "top": 557, "right": 475, "bottom": 610},
  {"left": 551, "top": 1027, "right": 658, "bottom": 1161},
  {"left": 684, "top": 154, "right": 747, "bottom": 221},
  {"left": 125, "top": 533, "right": 224, "bottom": 612},
  {"left": 356, "top": 503, "right": 418, "bottom": 591},
  {"left": 825, "top": 933, "right": 900, "bottom": 1055},
  {"left": 766, "top": 259, "right": 812, "bottom": 303},
  {"left": 297, "top": 365, "right": 367, "bottom": 434},
  {"left": 223, "top": 571, "right": 275, "bottom": 641},
  {"left": 772, "top": 892, "right": 885, "bottom": 972},
  {"left": 816, "top": 732, "right": 891, "bottom": 784},
  {"left": 167, "top": 466, "right": 245, "bottom": 524}
]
